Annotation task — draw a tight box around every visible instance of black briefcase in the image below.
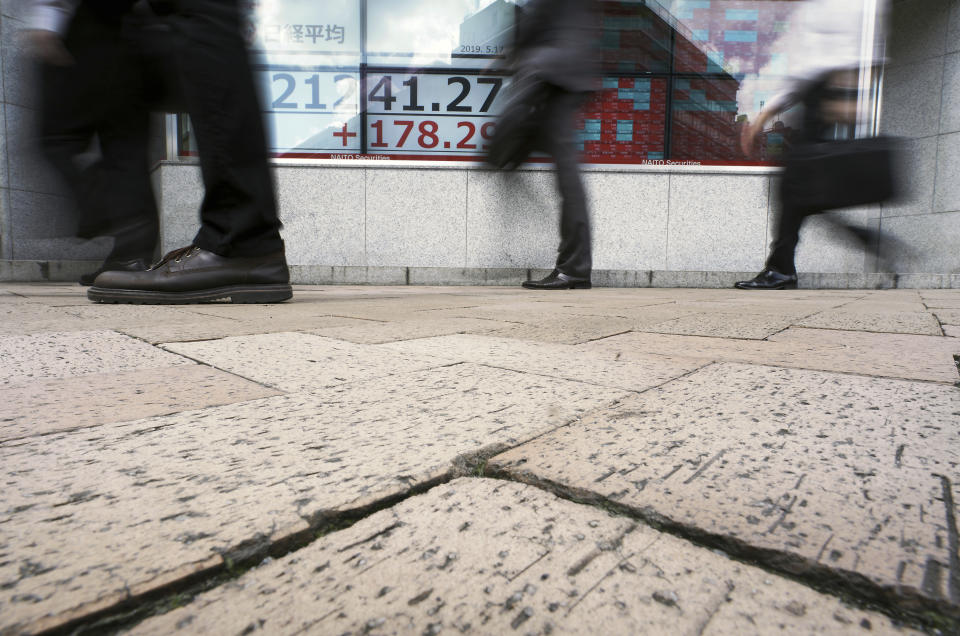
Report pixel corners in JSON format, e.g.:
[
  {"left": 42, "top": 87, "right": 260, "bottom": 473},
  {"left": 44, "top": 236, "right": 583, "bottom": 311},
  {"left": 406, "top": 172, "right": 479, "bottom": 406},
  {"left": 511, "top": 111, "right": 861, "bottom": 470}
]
[
  {"left": 485, "top": 75, "right": 551, "bottom": 171},
  {"left": 780, "top": 136, "right": 902, "bottom": 212}
]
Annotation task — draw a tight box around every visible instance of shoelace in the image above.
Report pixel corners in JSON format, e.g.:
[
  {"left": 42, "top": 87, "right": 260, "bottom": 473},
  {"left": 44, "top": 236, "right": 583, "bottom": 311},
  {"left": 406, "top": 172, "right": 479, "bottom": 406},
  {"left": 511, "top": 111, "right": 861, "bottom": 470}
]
[{"left": 147, "top": 245, "right": 199, "bottom": 271}]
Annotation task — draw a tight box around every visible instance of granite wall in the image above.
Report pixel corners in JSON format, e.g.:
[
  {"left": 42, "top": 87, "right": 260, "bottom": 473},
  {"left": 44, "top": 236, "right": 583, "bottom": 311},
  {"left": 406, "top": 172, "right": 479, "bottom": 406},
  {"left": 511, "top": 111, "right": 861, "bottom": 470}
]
[{"left": 877, "top": 0, "right": 960, "bottom": 278}]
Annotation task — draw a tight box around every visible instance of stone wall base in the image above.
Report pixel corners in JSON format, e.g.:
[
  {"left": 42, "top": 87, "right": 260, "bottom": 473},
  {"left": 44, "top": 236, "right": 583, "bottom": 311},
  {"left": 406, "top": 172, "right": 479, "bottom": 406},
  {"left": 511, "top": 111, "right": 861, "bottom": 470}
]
[{"left": 4, "top": 261, "right": 958, "bottom": 289}]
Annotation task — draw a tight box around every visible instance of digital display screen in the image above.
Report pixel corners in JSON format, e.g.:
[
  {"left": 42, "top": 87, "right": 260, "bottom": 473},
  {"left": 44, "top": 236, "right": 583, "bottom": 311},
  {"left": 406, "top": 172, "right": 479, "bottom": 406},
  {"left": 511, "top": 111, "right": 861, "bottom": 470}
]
[{"left": 174, "top": 0, "right": 857, "bottom": 166}]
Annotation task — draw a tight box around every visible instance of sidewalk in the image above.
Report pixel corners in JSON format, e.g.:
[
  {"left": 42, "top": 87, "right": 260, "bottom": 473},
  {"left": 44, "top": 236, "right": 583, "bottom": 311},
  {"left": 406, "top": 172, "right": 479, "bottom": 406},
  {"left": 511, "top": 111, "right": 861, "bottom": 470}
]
[{"left": 2, "top": 283, "right": 959, "bottom": 635}]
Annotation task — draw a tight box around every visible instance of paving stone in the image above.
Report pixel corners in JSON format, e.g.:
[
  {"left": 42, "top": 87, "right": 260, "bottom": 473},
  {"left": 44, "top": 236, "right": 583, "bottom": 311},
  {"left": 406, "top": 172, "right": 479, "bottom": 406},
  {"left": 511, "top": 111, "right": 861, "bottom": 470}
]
[
  {"left": 935, "top": 310, "right": 960, "bottom": 326},
  {"left": 309, "top": 317, "right": 513, "bottom": 344},
  {"left": 793, "top": 310, "right": 943, "bottom": 335},
  {"left": 638, "top": 312, "right": 796, "bottom": 340},
  {"left": 671, "top": 299, "right": 845, "bottom": 317},
  {"left": 0, "top": 331, "right": 193, "bottom": 385},
  {"left": 486, "top": 316, "right": 639, "bottom": 345},
  {"left": 0, "top": 284, "right": 85, "bottom": 297},
  {"left": 925, "top": 299, "right": 960, "bottom": 309},
  {"left": 178, "top": 301, "right": 390, "bottom": 322},
  {"left": 120, "top": 315, "right": 371, "bottom": 345},
  {"left": 583, "top": 328, "right": 960, "bottom": 383},
  {"left": 1, "top": 302, "right": 212, "bottom": 335},
  {"left": 835, "top": 301, "right": 931, "bottom": 313},
  {"left": 0, "top": 303, "right": 90, "bottom": 334},
  {"left": 945, "top": 325, "right": 960, "bottom": 337},
  {"left": 0, "top": 364, "right": 628, "bottom": 634},
  {"left": 160, "top": 332, "right": 453, "bottom": 392},
  {"left": 489, "top": 363, "right": 960, "bottom": 618},
  {"left": 382, "top": 334, "right": 706, "bottom": 392},
  {"left": 278, "top": 298, "right": 487, "bottom": 322},
  {"left": 128, "top": 479, "right": 918, "bottom": 636},
  {"left": 0, "top": 366, "right": 281, "bottom": 442}
]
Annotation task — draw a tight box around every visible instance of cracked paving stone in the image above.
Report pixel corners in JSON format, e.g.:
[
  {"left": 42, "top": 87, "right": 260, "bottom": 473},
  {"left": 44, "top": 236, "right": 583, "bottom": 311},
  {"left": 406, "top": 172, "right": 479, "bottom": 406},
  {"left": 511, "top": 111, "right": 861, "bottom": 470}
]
[
  {"left": 0, "top": 365, "right": 282, "bottom": 441},
  {"left": 0, "top": 331, "right": 193, "bottom": 385},
  {"left": 160, "top": 332, "right": 450, "bottom": 392},
  {"left": 0, "top": 364, "right": 628, "bottom": 634},
  {"left": 583, "top": 327, "right": 960, "bottom": 383},
  {"left": 381, "top": 334, "right": 706, "bottom": 392},
  {"left": 489, "top": 362, "right": 960, "bottom": 617},
  {"left": 128, "top": 479, "right": 918, "bottom": 636}
]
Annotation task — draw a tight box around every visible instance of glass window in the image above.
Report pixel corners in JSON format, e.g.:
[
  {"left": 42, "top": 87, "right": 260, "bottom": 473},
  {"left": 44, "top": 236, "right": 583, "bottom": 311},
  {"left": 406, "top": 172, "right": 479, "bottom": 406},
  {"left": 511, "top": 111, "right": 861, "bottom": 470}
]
[{"left": 175, "top": 0, "right": 881, "bottom": 166}]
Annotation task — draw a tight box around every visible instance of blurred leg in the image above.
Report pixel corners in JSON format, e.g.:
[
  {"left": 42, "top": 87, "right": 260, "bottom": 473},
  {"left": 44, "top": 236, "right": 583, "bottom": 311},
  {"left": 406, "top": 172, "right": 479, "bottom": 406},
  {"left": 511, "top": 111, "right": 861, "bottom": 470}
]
[
  {"left": 543, "top": 91, "right": 591, "bottom": 280},
  {"left": 95, "top": 107, "right": 158, "bottom": 261},
  {"left": 765, "top": 205, "right": 813, "bottom": 276},
  {"left": 38, "top": 5, "right": 122, "bottom": 237}
]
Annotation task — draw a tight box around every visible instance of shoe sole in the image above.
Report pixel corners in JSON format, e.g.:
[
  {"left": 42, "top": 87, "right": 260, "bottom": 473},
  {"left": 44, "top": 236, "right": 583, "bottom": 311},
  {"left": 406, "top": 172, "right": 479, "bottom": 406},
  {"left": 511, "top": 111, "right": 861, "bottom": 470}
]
[
  {"left": 734, "top": 282, "right": 798, "bottom": 290},
  {"left": 521, "top": 282, "right": 593, "bottom": 290},
  {"left": 87, "top": 284, "right": 293, "bottom": 304}
]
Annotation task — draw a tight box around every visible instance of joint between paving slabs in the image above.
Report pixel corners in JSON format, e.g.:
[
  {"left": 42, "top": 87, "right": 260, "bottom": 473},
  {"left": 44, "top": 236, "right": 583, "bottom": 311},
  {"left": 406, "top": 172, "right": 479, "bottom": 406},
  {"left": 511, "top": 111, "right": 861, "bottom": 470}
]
[
  {"left": 31, "top": 392, "right": 959, "bottom": 635},
  {"left": 479, "top": 465, "right": 960, "bottom": 635},
  {"left": 42, "top": 440, "right": 528, "bottom": 636}
]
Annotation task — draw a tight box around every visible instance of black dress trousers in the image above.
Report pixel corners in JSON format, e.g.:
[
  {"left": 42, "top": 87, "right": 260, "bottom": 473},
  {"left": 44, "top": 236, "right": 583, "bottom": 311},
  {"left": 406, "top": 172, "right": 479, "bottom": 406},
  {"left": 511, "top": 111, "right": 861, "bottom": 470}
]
[{"left": 165, "top": 0, "right": 283, "bottom": 257}]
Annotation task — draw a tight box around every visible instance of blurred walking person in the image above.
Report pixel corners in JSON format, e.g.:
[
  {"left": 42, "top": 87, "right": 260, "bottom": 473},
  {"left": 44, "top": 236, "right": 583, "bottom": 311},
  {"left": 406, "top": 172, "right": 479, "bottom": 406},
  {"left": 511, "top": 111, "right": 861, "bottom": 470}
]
[
  {"left": 737, "top": 0, "right": 896, "bottom": 290},
  {"left": 487, "top": 0, "right": 600, "bottom": 290},
  {"left": 24, "top": 0, "right": 158, "bottom": 285}
]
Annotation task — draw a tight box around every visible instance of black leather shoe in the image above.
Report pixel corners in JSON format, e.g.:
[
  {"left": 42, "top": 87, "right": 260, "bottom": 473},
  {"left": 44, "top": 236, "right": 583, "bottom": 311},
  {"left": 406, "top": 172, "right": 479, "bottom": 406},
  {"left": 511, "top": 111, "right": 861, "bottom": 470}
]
[
  {"left": 522, "top": 270, "right": 592, "bottom": 290},
  {"left": 88, "top": 245, "right": 292, "bottom": 304},
  {"left": 735, "top": 268, "right": 798, "bottom": 290},
  {"left": 79, "top": 258, "right": 150, "bottom": 286}
]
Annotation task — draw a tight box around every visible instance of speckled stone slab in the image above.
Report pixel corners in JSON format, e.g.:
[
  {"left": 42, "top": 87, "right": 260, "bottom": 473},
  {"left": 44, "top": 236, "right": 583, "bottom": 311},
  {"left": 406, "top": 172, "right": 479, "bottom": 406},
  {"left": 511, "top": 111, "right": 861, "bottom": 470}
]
[
  {"left": 0, "top": 364, "right": 628, "bottom": 634},
  {"left": 382, "top": 334, "right": 706, "bottom": 392},
  {"left": 0, "top": 331, "right": 193, "bottom": 385},
  {"left": 583, "top": 328, "right": 960, "bottom": 383},
  {"left": 489, "top": 363, "right": 960, "bottom": 617},
  {"left": 0, "top": 365, "right": 281, "bottom": 441},
  {"left": 945, "top": 326, "right": 960, "bottom": 338},
  {"left": 160, "top": 332, "right": 450, "bottom": 392},
  {"left": 793, "top": 310, "right": 943, "bottom": 335},
  {"left": 128, "top": 479, "right": 917, "bottom": 636},
  {"left": 639, "top": 312, "right": 797, "bottom": 340},
  {"left": 309, "top": 317, "right": 513, "bottom": 344}
]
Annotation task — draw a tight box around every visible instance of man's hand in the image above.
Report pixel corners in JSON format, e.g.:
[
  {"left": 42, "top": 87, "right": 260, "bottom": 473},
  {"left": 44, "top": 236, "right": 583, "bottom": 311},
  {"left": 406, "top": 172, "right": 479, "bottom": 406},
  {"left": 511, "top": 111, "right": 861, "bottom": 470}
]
[
  {"left": 740, "top": 109, "right": 774, "bottom": 157},
  {"left": 740, "top": 120, "right": 761, "bottom": 157},
  {"left": 20, "top": 29, "right": 73, "bottom": 66}
]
